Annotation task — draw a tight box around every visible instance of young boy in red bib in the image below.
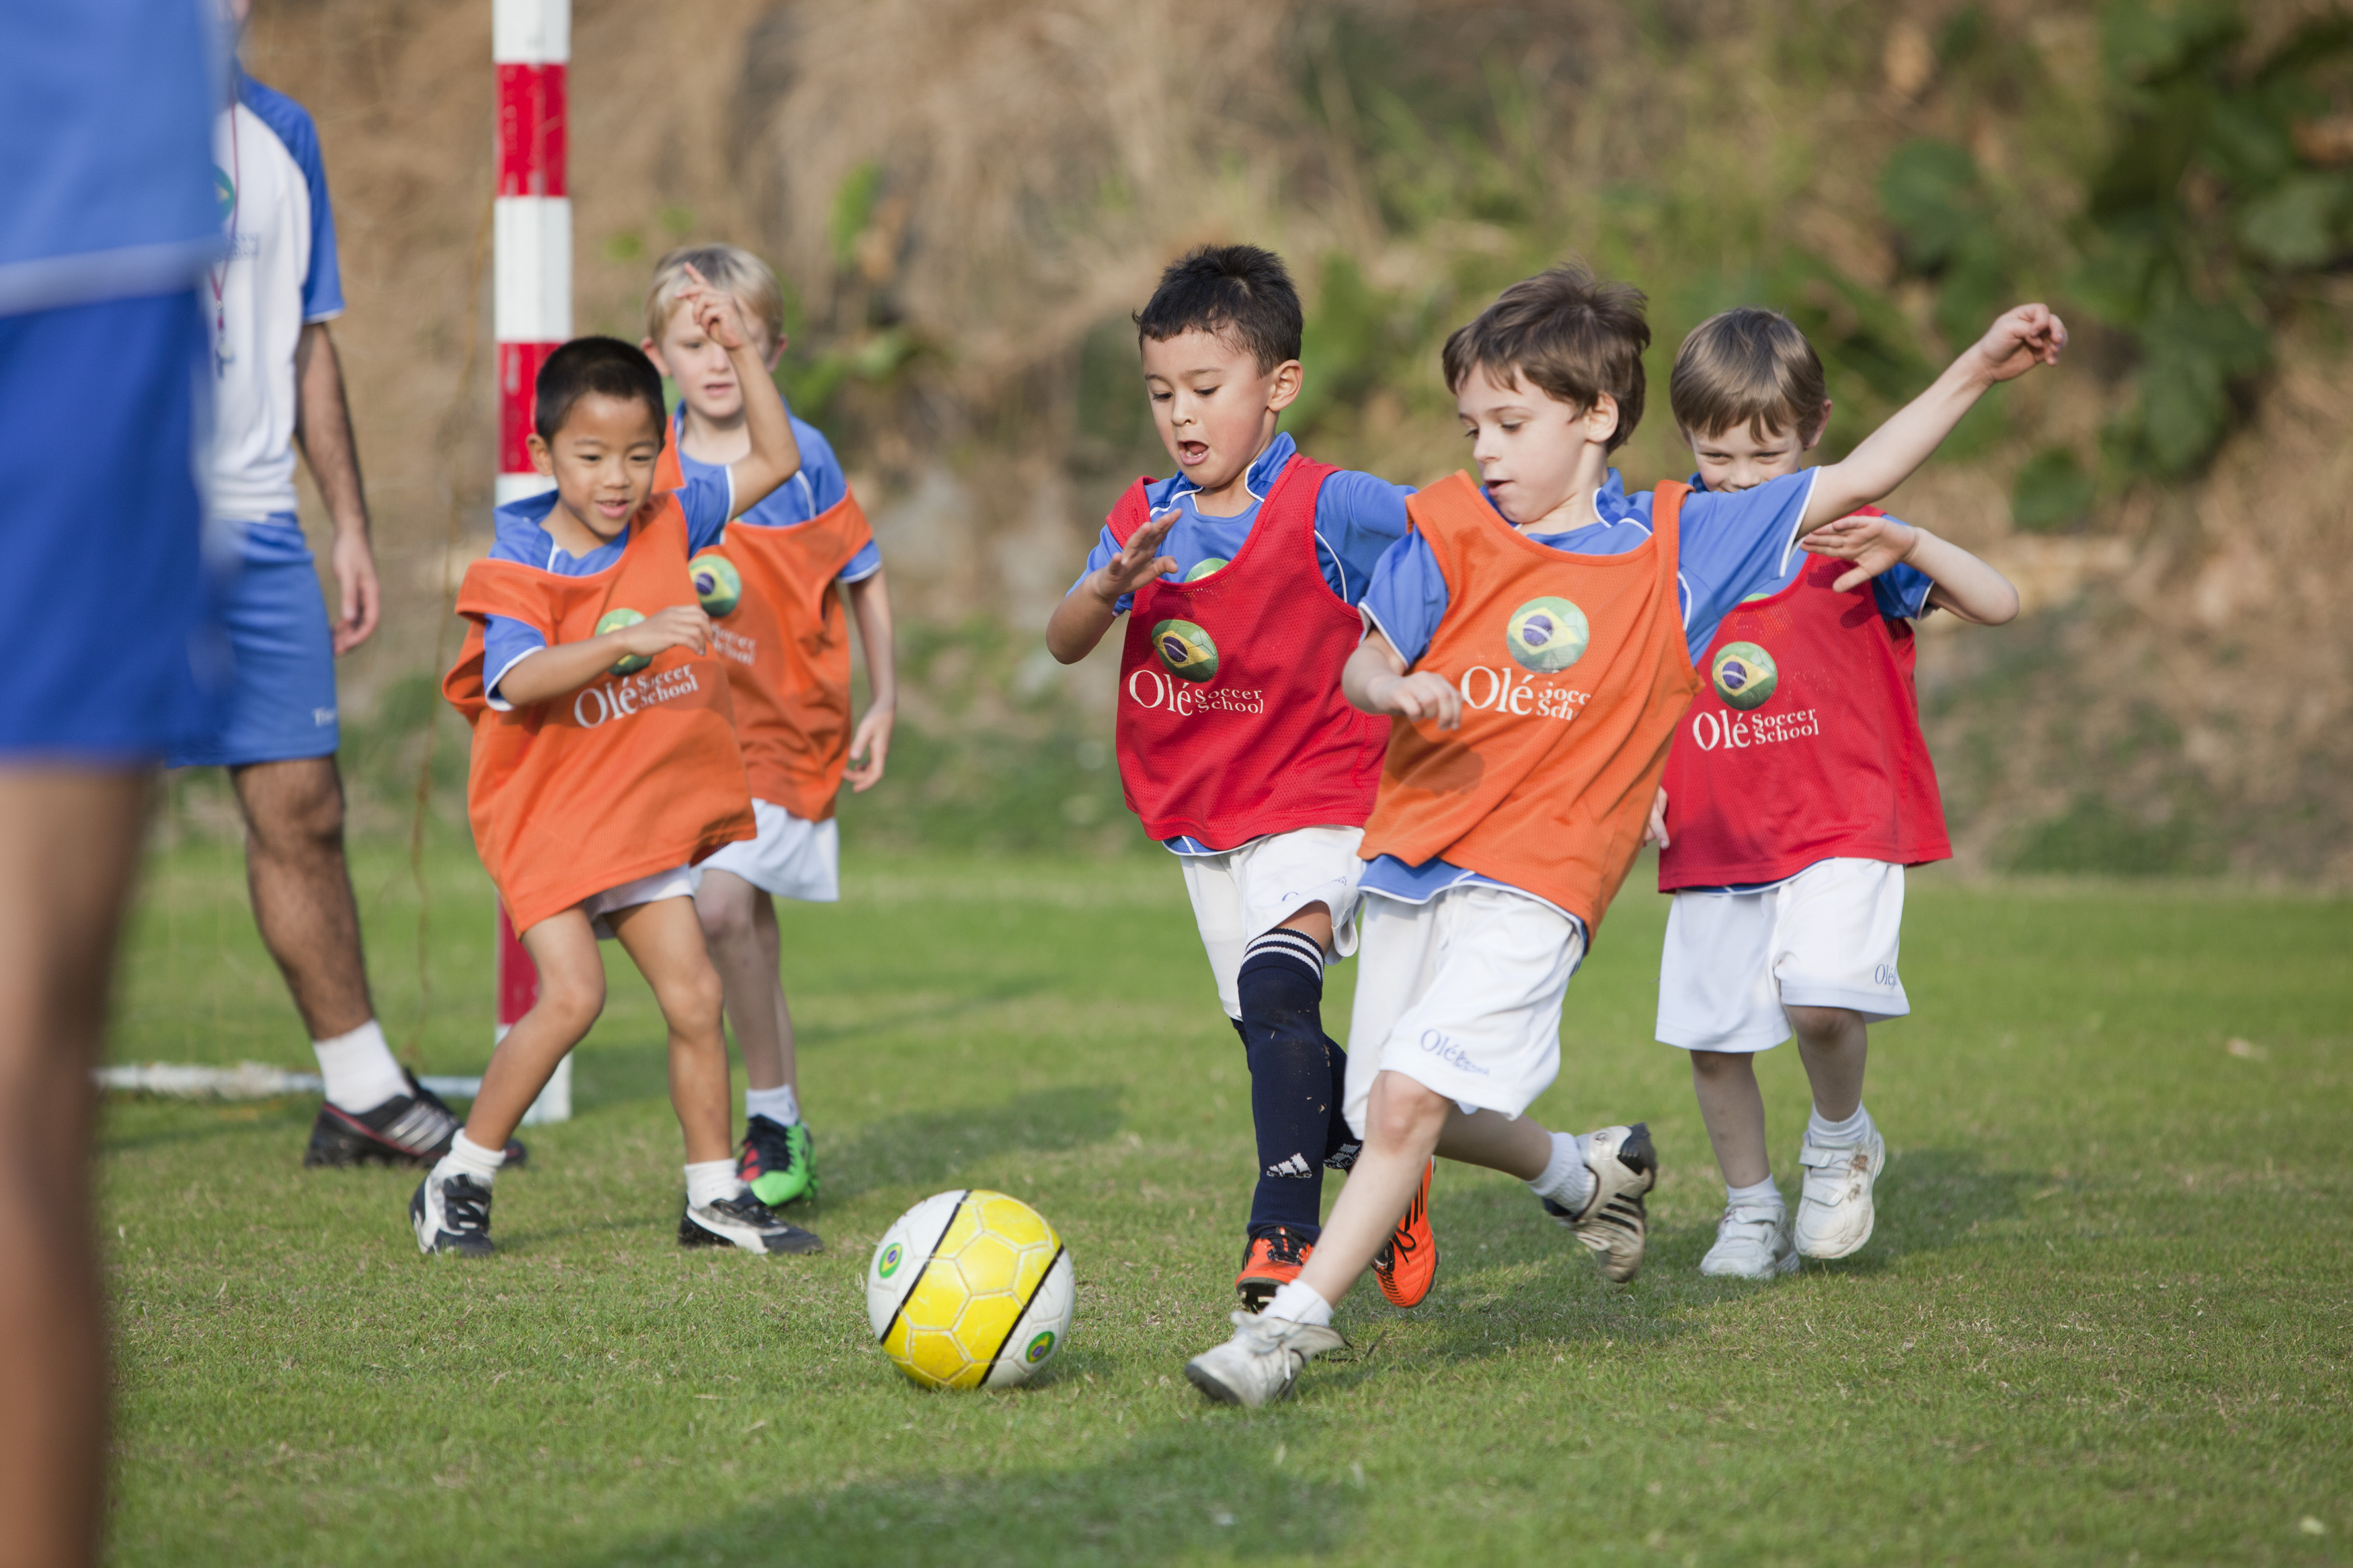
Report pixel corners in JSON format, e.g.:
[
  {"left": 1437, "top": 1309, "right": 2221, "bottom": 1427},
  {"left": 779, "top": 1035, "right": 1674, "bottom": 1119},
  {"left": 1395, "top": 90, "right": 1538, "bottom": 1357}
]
[
  {"left": 641, "top": 243, "right": 897, "bottom": 1213},
  {"left": 424, "top": 272, "right": 822, "bottom": 1259},
  {"left": 1647, "top": 308, "right": 2018, "bottom": 1278},
  {"left": 1045, "top": 245, "right": 1437, "bottom": 1313},
  {"left": 1185, "top": 263, "right": 2065, "bottom": 1405}
]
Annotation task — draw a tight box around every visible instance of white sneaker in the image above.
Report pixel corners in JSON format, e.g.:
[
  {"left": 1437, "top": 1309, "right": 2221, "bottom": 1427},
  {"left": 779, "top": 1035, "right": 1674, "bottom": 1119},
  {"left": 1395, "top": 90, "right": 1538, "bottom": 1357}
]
[
  {"left": 678, "top": 1192, "right": 824, "bottom": 1255},
  {"left": 1700, "top": 1203, "right": 1797, "bottom": 1278},
  {"left": 1184, "top": 1311, "right": 1347, "bottom": 1408},
  {"left": 1538, "top": 1122, "right": 1657, "bottom": 1282},
  {"left": 1795, "top": 1122, "right": 1885, "bottom": 1260}
]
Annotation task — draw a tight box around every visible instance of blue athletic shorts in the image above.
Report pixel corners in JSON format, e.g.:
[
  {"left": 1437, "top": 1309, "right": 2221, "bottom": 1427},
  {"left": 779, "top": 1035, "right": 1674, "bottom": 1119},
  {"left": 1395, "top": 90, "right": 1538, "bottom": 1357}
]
[
  {"left": 0, "top": 290, "right": 210, "bottom": 760},
  {"left": 168, "top": 515, "right": 341, "bottom": 769}
]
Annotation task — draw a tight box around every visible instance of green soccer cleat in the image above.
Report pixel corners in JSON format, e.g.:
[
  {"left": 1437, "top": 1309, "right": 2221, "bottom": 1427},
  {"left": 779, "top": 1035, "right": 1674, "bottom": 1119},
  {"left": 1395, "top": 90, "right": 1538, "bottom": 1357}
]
[{"left": 737, "top": 1114, "right": 817, "bottom": 1207}]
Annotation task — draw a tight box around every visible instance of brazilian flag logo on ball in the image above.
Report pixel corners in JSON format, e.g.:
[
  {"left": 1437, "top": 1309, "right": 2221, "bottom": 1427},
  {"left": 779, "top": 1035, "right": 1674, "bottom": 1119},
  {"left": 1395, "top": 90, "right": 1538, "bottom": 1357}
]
[
  {"left": 1711, "top": 641, "right": 1778, "bottom": 710},
  {"left": 1151, "top": 619, "right": 1219, "bottom": 684},
  {"left": 596, "top": 608, "right": 651, "bottom": 675},
  {"left": 689, "top": 552, "right": 742, "bottom": 618},
  {"left": 1504, "top": 595, "right": 1589, "bottom": 673}
]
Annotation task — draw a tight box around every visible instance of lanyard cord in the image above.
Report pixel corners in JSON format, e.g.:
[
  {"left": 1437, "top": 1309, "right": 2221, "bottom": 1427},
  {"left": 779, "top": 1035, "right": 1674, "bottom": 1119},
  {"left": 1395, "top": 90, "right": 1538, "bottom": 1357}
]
[{"left": 208, "top": 85, "right": 241, "bottom": 376}]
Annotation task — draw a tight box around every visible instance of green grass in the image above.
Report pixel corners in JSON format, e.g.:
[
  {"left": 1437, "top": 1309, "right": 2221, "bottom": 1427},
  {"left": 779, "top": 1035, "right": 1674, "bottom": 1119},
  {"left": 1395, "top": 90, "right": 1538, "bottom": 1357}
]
[{"left": 101, "top": 838, "right": 2352, "bottom": 1566}]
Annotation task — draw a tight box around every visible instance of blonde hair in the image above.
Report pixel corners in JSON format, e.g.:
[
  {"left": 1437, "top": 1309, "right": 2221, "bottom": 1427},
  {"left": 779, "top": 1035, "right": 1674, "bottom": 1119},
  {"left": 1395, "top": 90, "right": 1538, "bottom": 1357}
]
[
  {"left": 1669, "top": 307, "right": 1830, "bottom": 446},
  {"left": 643, "top": 243, "right": 787, "bottom": 349}
]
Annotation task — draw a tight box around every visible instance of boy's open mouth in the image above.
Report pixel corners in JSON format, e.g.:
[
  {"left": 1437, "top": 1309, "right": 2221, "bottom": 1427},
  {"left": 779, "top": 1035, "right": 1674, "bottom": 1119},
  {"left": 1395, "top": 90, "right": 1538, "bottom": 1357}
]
[{"left": 1177, "top": 440, "right": 1208, "bottom": 464}]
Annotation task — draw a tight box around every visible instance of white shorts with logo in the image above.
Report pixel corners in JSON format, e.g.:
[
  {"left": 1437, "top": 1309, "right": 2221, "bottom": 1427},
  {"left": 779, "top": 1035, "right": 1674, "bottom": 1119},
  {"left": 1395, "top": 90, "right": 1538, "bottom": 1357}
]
[
  {"left": 1179, "top": 825, "right": 1367, "bottom": 1022},
  {"left": 581, "top": 864, "right": 696, "bottom": 941},
  {"left": 1342, "top": 884, "right": 1587, "bottom": 1137},
  {"left": 1655, "top": 856, "right": 1909, "bottom": 1054},
  {"left": 692, "top": 798, "right": 841, "bottom": 903}
]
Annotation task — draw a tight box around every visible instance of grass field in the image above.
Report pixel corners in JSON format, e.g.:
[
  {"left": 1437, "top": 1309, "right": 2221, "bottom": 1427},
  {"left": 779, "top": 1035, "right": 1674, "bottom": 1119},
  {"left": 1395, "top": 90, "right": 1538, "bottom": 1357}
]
[{"left": 99, "top": 833, "right": 2350, "bottom": 1566}]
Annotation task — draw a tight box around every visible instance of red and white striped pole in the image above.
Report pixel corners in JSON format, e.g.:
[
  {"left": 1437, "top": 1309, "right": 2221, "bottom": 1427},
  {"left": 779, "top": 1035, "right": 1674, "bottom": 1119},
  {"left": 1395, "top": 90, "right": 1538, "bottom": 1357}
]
[{"left": 493, "top": 0, "right": 569, "bottom": 1122}]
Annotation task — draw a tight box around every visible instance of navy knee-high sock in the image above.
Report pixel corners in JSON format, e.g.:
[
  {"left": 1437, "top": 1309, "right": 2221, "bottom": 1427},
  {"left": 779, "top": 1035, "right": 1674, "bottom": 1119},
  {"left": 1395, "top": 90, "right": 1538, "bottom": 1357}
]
[{"left": 1237, "top": 929, "right": 1357, "bottom": 1242}]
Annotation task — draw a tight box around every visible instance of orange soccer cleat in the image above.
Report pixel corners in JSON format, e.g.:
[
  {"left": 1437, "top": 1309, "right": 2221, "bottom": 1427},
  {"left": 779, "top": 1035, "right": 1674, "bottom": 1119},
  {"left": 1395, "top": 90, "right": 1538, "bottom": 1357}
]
[
  {"left": 1372, "top": 1160, "right": 1437, "bottom": 1308},
  {"left": 1234, "top": 1226, "right": 1313, "bottom": 1311}
]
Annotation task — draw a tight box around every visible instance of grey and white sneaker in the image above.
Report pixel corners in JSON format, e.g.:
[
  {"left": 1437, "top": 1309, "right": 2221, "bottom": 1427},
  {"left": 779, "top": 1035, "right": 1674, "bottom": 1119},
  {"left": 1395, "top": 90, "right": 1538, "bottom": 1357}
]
[
  {"left": 1700, "top": 1202, "right": 1798, "bottom": 1279},
  {"left": 1185, "top": 1311, "right": 1347, "bottom": 1408},
  {"left": 410, "top": 1171, "right": 495, "bottom": 1257},
  {"left": 679, "top": 1190, "right": 824, "bottom": 1255},
  {"left": 1794, "top": 1120, "right": 1885, "bottom": 1260},
  {"left": 1540, "top": 1122, "right": 1658, "bottom": 1282}
]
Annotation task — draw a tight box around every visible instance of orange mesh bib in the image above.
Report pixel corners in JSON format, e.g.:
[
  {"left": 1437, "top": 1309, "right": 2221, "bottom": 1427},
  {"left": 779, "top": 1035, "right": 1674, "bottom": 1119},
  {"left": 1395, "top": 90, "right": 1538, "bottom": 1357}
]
[
  {"left": 1359, "top": 474, "right": 1700, "bottom": 934},
  {"left": 657, "top": 444, "right": 873, "bottom": 821},
  {"left": 443, "top": 495, "right": 755, "bottom": 933}
]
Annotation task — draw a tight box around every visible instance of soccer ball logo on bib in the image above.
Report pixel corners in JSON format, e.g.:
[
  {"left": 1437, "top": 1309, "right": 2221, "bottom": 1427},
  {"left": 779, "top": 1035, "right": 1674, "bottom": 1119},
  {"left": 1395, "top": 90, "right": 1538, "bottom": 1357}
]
[
  {"left": 596, "top": 608, "right": 651, "bottom": 675},
  {"left": 1503, "top": 596, "right": 1590, "bottom": 673},
  {"left": 1711, "top": 641, "right": 1779, "bottom": 710},
  {"left": 1151, "top": 619, "right": 1219, "bottom": 684},
  {"left": 690, "top": 552, "right": 742, "bottom": 618},
  {"left": 1183, "top": 557, "right": 1230, "bottom": 583}
]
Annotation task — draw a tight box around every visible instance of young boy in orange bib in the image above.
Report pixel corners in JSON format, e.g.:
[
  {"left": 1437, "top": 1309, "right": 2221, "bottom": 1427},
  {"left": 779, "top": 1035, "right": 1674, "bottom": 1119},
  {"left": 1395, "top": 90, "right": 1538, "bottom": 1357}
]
[
  {"left": 641, "top": 244, "right": 897, "bottom": 1212},
  {"left": 1184, "top": 263, "right": 2064, "bottom": 1404},
  {"left": 1648, "top": 308, "right": 2019, "bottom": 1278},
  {"left": 423, "top": 272, "right": 822, "bottom": 1259}
]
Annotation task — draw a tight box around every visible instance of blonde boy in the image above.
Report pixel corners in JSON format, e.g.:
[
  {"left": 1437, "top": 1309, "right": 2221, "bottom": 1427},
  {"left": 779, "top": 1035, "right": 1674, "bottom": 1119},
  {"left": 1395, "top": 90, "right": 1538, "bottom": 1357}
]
[
  {"left": 641, "top": 245, "right": 898, "bottom": 1209},
  {"left": 1184, "top": 263, "right": 2064, "bottom": 1405},
  {"left": 1649, "top": 308, "right": 2018, "bottom": 1278}
]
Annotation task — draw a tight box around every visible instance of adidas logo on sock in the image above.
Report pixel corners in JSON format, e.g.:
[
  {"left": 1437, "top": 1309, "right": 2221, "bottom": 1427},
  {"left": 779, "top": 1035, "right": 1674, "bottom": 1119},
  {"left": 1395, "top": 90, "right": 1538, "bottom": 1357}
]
[{"left": 1264, "top": 1153, "right": 1314, "bottom": 1179}]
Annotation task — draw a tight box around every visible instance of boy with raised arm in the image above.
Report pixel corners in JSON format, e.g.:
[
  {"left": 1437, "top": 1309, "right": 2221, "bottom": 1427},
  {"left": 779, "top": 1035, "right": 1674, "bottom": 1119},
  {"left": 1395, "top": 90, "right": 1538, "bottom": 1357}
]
[
  {"left": 1046, "top": 245, "right": 1437, "bottom": 1313},
  {"left": 421, "top": 272, "right": 821, "bottom": 1259},
  {"left": 1649, "top": 308, "right": 2018, "bottom": 1278},
  {"left": 641, "top": 243, "right": 898, "bottom": 1211},
  {"left": 1184, "top": 263, "right": 2063, "bottom": 1405}
]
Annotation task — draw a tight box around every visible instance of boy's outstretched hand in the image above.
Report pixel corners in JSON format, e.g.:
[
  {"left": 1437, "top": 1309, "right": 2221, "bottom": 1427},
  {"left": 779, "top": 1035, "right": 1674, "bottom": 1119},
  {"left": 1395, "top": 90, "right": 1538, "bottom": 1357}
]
[
  {"left": 1802, "top": 511, "right": 1920, "bottom": 593},
  {"left": 674, "top": 263, "right": 751, "bottom": 355},
  {"left": 1083, "top": 509, "right": 1181, "bottom": 606},
  {"left": 1968, "top": 303, "right": 2067, "bottom": 386}
]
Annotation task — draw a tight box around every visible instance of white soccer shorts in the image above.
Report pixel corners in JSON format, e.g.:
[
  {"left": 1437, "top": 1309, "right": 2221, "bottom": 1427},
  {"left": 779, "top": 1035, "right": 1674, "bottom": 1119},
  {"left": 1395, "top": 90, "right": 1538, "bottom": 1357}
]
[
  {"left": 581, "top": 864, "right": 696, "bottom": 940},
  {"left": 1178, "top": 824, "right": 1367, "bottom": 1022},
  {"left": 692, "top": 798, "right": 841, "bottom": 903},
  {"left": 1342, "top": 883, "right": 1587, "bottom": 1137},
  {"left": 1654, "top": 856, "right": 1910, "bottom": 1054}
]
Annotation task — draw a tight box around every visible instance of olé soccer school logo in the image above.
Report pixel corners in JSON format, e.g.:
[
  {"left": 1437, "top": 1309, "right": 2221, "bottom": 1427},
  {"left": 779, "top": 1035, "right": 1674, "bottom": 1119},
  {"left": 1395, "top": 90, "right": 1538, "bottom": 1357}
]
[
  {"left": 596, "top": 608, "right": 651, "bottom": 675},
  {"left": 1504, "top": 595, "right": 1589, "bottom": 673},
  {"left": 1151, "top": 619, "right": 1219, "bottom": 684},
  {"left": 1183, "top": 556, "right": 1230, "bottom": 582},
  {"left": 1711, "top": 641, "right": 1778, "bottom": 710},
  {"left": 689, "top": 552, "right": 742, "bottom": 618}
]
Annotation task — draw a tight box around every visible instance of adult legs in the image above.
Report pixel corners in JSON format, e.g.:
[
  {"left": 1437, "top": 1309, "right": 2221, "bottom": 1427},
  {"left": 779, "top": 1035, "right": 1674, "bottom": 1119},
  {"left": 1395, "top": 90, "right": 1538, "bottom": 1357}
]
[
  {"left": 229, "top": 755, "right": 373, "bottom": 1038},
  {"left": 0, "top": 770, "right": 150, "bottom": 1568}
]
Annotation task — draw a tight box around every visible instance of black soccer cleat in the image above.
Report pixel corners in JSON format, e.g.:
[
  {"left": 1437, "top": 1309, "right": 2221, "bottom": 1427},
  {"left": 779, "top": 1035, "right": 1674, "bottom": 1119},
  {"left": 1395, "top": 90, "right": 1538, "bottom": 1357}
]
[
  {"left": 410, "top": 1171, "right": 495, "bottom": 1257},
  {"left": 305, "top": 1069, "right": 528, "bottom": 1170},
  {"left": 679, "top": 1192, "right": 824, "bottom": 1255}
]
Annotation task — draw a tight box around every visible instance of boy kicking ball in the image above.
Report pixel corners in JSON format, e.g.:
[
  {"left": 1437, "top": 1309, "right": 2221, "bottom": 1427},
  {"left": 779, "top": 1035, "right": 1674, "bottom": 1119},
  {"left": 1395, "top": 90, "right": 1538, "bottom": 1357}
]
[
  {"left": 1185, "top": 263, "right": 2064, "bottom": 1405},
  {"left": 642, "top": 244, "right": 899, "bottom": 1212},
  {"left": 422, "top": 272, "right": 820, "bottom": 1259},
  {"left": 1649, "top": 308, "right": 2019, "bottom": 1277}
]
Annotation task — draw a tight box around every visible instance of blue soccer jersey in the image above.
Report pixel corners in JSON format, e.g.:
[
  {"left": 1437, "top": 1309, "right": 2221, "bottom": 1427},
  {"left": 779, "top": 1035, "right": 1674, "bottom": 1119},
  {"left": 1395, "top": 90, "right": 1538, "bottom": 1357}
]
[{"left": 482, "top": 470, "right": 735, "bottom": 708}]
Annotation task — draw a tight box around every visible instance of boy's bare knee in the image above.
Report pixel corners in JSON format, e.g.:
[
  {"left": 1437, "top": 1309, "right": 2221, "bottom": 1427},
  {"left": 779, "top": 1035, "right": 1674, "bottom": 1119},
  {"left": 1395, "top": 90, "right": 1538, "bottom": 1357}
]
[
  {"left": 1690, "top": 1048, "right": 1752, "bottom": 1081},
  {"left": 695, "top": 889, "right": 754, "bottom": 948},
  {"left": 1365, "top": 1074, "right": 1449, "bottom": 1149},
  {"left": 1786, "top": 1006, "right": 1862, "bottom": 1046}
]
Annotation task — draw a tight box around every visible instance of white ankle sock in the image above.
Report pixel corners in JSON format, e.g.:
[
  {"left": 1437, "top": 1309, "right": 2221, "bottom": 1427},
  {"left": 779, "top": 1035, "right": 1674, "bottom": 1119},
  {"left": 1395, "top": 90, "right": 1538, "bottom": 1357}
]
[
  {"left": 745, "top": 1084, "right": 800, "bottom": 1126},
  {"left": 685, "top": 1158, "right": 745, "bottom": 1208},
  {"left": 1808, "top": 1104, "right": 1872, "bottom": 1145},
  {"left": 1527, "top": 1130, "right": 1595, "bottom": 1212},
  {"left": 434, "top": 1130, "right": 506, "bottom": 1188},
  {"left": 1262, "top": 1280, "right": 1332, "bottom": 1327},
  {"left": 313, "top": 1019, "right": 407, "bottom": 1114},
  {"left": 1726, "top": 1175, "right": 1783, "bottom": 1213}
]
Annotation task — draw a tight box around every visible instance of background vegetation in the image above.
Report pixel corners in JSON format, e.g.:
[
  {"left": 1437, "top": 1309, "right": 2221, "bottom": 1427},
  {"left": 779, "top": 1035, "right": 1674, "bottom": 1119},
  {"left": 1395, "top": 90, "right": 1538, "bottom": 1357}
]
[{"left": 238, "top": 0, "right": 2353, "bottom": 878}]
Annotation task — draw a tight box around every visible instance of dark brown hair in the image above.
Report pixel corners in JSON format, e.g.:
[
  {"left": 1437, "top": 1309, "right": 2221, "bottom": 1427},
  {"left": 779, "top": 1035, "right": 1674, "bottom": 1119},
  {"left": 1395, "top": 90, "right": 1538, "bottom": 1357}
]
[
  {"left": 1669, "top": 307, "right": 1831, "bottom": 446},
  {"left": 1441, "top": 261, "right": 1650, "bottom": 452},
  {"left": 1135, "top": 244, "right": 1304, "bottom": 372},
  {"left": 534, "top": 336, "right": 668, "bottom": 444}
]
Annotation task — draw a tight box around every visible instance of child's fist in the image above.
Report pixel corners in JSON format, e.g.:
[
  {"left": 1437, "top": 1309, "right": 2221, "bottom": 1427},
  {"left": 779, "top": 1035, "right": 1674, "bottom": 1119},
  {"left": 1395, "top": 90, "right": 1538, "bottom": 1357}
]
[
  {"left": 1375, "top": 669, "right": 1463, "bottom": 731},
  {"left": 616, "top": 604, "right": 713, "bottom": 659},
  {"left": 1971, "top": 303, "right": 2067, "bottom": 384}
]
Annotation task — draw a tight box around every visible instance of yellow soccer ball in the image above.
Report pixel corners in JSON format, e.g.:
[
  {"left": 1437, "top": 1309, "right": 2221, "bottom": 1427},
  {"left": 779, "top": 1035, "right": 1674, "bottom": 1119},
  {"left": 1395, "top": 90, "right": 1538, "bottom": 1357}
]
[{"left": 866, "top": 1189, "right": 1075, "bottom": 1391}]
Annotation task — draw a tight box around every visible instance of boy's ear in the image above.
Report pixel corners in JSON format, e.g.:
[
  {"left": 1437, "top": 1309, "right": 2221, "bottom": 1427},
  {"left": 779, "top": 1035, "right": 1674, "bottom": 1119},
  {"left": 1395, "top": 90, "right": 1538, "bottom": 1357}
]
[
  {"left": 1583, "top": 391, "right": 1621, "bottom": 446},
  {"left": 1266, "top": 359, "right": 1305, "bottom": 413},
  {"left": 640, "top": 337, "right": 671, "bottom": 379},
  {"left": 1802, "top": 399, "right": 1833, "bottom": 454},
  {"left": 760, "top": 331, "right": 787, "bottom": 374},
  {"left": 526, "top": 431, "right": 555, "bottom": 477}
]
